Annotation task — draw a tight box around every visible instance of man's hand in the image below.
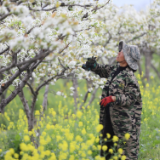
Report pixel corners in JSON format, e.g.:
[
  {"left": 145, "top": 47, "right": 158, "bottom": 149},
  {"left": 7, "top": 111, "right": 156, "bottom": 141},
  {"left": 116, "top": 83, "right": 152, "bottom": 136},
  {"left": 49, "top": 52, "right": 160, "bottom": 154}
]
[
  {"left": 100, "top": 96, "right": 114, "bottom": 107},
  {"left": 82, "top": 56, "right": 97, "bottom": 71}
]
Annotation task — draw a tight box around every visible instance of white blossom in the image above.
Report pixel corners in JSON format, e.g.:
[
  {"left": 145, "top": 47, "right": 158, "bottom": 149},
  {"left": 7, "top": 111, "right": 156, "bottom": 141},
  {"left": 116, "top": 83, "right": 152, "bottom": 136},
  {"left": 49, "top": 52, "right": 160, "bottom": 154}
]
[{"left": 56, "top": 91, "right": 62, "bottom": 96}]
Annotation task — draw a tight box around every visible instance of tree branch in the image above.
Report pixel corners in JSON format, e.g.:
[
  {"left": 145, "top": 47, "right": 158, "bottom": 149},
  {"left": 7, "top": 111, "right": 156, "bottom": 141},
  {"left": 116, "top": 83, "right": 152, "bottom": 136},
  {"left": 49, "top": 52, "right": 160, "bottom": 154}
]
[
  {"left": 26, "top": 82, "right": 36, "bottom": 96},
  {"left": 79, "top": 91, "right": 89, "bottom": 110},
  {"left": 127, "top": 32, "right": 147, "bottom": 43},
  {"left": 18, "top": 89, "right": 31, "bottom": 124},
  {"left": 0, "top": 70, "right": 32, "bottom": 112},
  {"left": 92, "top": 0, "right": 111, "bottom": 12},
  {"left": 0, "top": 13, "right": 12, "bottom": 21},
  {"left": 0, "top": 46, "right": 10, "bottom": 55}
]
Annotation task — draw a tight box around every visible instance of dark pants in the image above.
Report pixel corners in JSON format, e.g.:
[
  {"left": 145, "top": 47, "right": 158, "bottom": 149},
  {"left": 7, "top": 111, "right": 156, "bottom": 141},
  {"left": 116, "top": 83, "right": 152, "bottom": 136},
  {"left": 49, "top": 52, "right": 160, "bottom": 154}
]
[{"left": 100, "top": 105, "right": 114, "bottom": 160}]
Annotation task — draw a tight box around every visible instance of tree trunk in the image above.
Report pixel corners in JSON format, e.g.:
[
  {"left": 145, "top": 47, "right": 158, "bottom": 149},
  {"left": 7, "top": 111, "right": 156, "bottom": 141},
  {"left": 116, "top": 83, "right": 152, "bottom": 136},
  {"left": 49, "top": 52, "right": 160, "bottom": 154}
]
[
  {"left": 85, "top": 87, "right": 98, "bottom": 109},
  {"left": 138, "top": 61, "right": 145, "bottom": 87},
  {"left": 151, "top": 63, "right": 160, "bottom": 81},
  {"left": 29, "top": 94, "right": 37, "bottom": 131},
  {"left": 42, "top": 84, "right": 49, "bottom": 111},
  {"left": 144, "top": 48, "right": 152, "bottom": 83},
  {"left": 18, "top": 90, "right": 32, "bottom": 131},
  {"left": 72, "top": 77, "right": 78, "bottom": 112}
]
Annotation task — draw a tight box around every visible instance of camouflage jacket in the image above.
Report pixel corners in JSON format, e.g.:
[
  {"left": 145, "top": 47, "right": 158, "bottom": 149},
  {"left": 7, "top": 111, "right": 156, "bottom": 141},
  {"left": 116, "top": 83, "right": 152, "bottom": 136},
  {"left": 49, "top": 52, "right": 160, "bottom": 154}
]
[{"left": 92, "top": 62, "right": 142, "bottom": 159}]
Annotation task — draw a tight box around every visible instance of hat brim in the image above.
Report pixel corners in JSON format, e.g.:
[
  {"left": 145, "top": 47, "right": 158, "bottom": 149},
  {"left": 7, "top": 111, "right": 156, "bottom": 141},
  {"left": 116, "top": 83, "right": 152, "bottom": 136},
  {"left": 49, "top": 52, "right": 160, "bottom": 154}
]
[
  {"left": 124, "top": 53, "right": 138, "bottom": 70},
  {"left": 118, "top": 40, "right": 138, "bottom": 70}
]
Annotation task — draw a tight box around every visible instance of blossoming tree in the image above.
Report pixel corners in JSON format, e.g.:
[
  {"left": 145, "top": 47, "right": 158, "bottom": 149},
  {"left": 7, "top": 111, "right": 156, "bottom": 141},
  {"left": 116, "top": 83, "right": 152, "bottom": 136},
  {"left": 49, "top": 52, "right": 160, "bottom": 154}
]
[
  {"left": 0, "top": 0, "right": 160, "bottom": 133},
  {"left": 0, "top": 0, "right": 112, "bottom": 131}
]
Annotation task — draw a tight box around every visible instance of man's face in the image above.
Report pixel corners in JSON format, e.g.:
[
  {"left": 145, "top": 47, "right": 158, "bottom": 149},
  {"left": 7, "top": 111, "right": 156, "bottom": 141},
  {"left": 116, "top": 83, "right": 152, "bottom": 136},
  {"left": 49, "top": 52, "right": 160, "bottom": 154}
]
[{"left": 116, "top": 50, "right": 126, "bottom": 63}]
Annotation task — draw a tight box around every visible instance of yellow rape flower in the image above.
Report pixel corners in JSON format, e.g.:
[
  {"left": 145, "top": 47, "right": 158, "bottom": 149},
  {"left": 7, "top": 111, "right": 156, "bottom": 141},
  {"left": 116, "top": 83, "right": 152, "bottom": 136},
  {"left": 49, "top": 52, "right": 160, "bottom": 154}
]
[
  {"left": 79, "top": 121, "right": 83, "bottom": 127},
  {"left": 118, "top": 148, "right": 123, "bottom": 154},
  {"left": 114, "top": 143, "right": 117, "bottom": 146},
  {"left": 9, "top": 148, "right": 14, "bottom": 154},
  {"left": 24, "top": 135, "right": 30, "bottom": 142},
  {"left": 146, "top": 83, "right": 149, "bottom": 87},
  {"left": 29, "top": 131, "right": 33, "bottom": 136},
  {"left": 87, "top": 150, "right": 92, "bottom": 155},
  {"left": 75, "top": 135, "right": 83, "bottom": 142},
  {"left": 95, "top": 137, "right": 100, "bottom": 143},
  {"left": 27, "top": 144, "right": 34, "bottom": 151},
  {"left": 49, "top": 153, "right": 57, "bottom": 160},
  {"left": 81, "top": 152, "right": 86, "bottom": 157},
  {"left": 124, "top": 133, "right": 130, "bottom": 140},
  {"left": 112, "top": 135, "right": 119, "bottom": 142},
  {"left": 107, "top": 133, "right": 111, "bottom": 139},
  {"left": 96, "top": 124, "right": 103, "bottom": 132},
  {"left": 52, "top": 111, "right": 56, "bottom": 116},
  {"left": 45, "top": 150, "right": 51, "bottom": 156},
  {"left": 86, "top": 140, "right": 93, "bottom": 146},
  {"left": 102, "top": 145, "right": 108, "bottom": 151},
  {"left": 82, "top": 128, "right": 86, "bottom": 135},
  {"left": 77, "top": 111, "right": 82, "bottom": 118},
  {"left": 62, "top": 141, "right": 68, "bottom": 151},
  {"left": 92, "top": 145, "right": 97, "bottom": 150},
  {"left": 72, "top": 114, "right": 76, "bottom": 119},
  {"left": 35, "top": 110, "right": 40, "bottom": 116},
  {"left": 69, "top": 155, "right": 75, "bottom": 160},
  {"left": 20, "top": 143, "right": 28, "bottom": 151},
  {"left": 70, "top": 143, "right": 75, "bottom": 153},
  {"left": 0, "top": 149, "right": 2, "bottom": 153},
  {"left": 109, "top": 148, "right": 113, "bottom": 154},
  {"left": 113, "top": 156, "right": 118, "bottom": 160},
  {"left": 121, "top": 155, "right": 127, "bottom": 160},
  {"left": 104, "top": 138, "right": 107, "bottom": 142},
  {"left": 14, "top": 153, "right": 19, "bottom": 159}
]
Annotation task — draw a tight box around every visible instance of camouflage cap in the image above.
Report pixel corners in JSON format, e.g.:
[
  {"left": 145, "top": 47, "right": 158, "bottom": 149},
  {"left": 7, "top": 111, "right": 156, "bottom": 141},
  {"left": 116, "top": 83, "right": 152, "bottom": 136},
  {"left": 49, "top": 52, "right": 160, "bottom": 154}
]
[{"left": 118, "top": 40, "right": 141, "bottom": 70}]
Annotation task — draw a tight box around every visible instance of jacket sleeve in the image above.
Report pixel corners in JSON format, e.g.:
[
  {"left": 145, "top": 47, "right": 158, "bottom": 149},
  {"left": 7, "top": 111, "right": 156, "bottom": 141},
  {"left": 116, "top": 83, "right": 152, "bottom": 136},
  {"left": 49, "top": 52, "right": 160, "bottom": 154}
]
[
  {"left": 114, "top": 78, "right": 140, "bottom": 106},
  {"left": 91, "top": 63, "right": 113, "bottom": 78}
]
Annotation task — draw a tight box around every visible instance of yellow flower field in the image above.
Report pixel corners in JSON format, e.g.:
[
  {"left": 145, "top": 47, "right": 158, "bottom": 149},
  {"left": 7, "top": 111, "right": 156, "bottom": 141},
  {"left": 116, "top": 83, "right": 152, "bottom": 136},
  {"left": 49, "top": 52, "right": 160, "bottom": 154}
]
[{"left": 0, "top": 74, "right": 160, "bottom": 159}]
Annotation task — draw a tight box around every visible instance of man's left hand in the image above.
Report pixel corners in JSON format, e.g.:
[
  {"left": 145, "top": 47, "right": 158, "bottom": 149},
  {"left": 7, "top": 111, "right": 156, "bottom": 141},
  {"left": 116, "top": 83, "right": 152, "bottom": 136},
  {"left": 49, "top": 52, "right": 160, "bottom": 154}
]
[{"left": 100, "top": 96, "right": 114, "bottom": 107}]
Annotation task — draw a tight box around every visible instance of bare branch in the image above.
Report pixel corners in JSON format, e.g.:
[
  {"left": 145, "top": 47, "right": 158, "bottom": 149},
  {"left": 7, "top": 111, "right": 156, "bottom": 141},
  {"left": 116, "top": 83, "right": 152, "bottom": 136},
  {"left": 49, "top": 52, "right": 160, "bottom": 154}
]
[
  {"left": 0, "top": 50, "right": 20, "bottom": 73},
  {"left": 103, "top": 31, "right": 112, "bottom": 47},
  {"left": 35, "top": 71, "right": 65, "bottom": 94},
  {"left": 0, "top": 62, "right": 30, "bottom": 95},
  {"left": 127, "top": 32, "right": 147, "bottom": 43},
  {"left": 25, "top": 24, "right": 42, "bottom": 35},
  {"left": 0, "top": 70, "right": 32, "bottom": 112},
  {"left": 58, "top": 42, "right": 71, "bottom": 54},
  {"left": 0, "top": 50, "right": 49, "bottom": 73},
  {"left": 28, "top": 2, "right": 93, "bottom": 12},
  {"left": 92, "top": 0, "right": 111, "bottom": 12},
  {"left": 58, "top": 57, "right": 68, "bottom": 70},
  {"left": 0, "top": 46, "right": 10, "bottom": 55},
  {"left": 0, "top": 13, "right": 12, "bottom": 21},
  {"left": 26, "top": 82, "right": 36, "bottom": 96}
]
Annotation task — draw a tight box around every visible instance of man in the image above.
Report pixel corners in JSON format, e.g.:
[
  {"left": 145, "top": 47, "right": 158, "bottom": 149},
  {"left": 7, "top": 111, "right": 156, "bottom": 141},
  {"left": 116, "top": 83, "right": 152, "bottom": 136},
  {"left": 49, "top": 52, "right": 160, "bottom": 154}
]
[{"left": 82, "top": 40, "right": 142, "bottom": 160}]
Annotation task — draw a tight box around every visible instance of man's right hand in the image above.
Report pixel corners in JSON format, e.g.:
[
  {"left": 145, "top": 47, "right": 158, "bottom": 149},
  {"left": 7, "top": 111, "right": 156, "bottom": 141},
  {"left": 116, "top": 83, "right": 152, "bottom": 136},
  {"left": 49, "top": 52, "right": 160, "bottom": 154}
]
[{"left": 82, "top": 57, "right": 97, "bottom": 71}]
